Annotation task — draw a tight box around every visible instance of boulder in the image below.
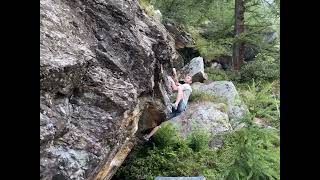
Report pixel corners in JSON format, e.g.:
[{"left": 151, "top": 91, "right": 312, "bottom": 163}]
[
  {"left": 244, "top": 43, "right": 259, "bottom": 62},
  {"left": 206, "top": 55, "right": 232, "bottom": 70},
  {"left": 191, "top": 81, "right": 248, "bottom": 125},
  {"left": 210, "top": 62, "right": 222, "bottom": 69},
  {"left": 40, "top": 0, "right": 177, "bottom": 179},
  {"left": 169, "top": 101, "right": 231, "bottom": 138},
  {"left": 178, "top": 57, "right": 208, "bottom": 83},
  {"left": 263, "top": 31, "right": 277, "bottom": 44}
]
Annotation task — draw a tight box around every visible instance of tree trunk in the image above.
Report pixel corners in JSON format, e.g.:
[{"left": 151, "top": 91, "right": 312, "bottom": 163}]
[{"left": 232, "top": 0, "right": 245, "bottom": 71}]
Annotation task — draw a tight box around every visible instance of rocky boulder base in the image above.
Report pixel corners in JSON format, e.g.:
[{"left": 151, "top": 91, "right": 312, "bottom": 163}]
[{"left": 40, "top": 0, "right": 178, "bottom": 179}]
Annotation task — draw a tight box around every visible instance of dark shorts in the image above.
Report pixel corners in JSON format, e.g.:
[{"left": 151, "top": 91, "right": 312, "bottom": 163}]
[{"left": 167, "top": 100, "right": 186, "bottom": 119}]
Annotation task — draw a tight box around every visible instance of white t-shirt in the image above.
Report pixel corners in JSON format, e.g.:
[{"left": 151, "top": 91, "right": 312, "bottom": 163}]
[{"left": 180, "top": 83, "right": 192, "bottom": 105}]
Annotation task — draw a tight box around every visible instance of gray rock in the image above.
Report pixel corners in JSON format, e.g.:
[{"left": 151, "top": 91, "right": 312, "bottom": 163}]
[
  {"left": 191, "top": 81, "right": 248, "bottom": 125},
  {"left": 169, "top": 101, "right": 231, "bottom": 137},
  {"left": 40, "top": 0, "right": 177, "bottom": 179},
  {"left": 178, "top": 57, "right": 208, "bottom": 83},
  {"left": 210, "top": 62, "right": 222, "bottom": 69},
  {"left": 206, "top": 55, "right": 232, "bottom": 70},
  {"left": 244, "top": 43, "right": 259, "bottom": 62},
  {"left": 263, "top": 31, "right": 277, "bottom": 44}
]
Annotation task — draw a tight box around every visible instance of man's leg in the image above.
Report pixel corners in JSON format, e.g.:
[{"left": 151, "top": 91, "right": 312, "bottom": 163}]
[
  {"left": 177, "top": 100, "right": 186, "bottom": 113},
  {"left": 143, "top": 126, "right": 161, "bottom": 140}
]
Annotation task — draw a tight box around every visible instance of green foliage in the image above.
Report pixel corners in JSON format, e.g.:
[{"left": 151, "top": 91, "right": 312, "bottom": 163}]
[
  {"left": 139, "top": 0, "right": 155, "bottom": 16},
  {"left": 223, "top": 127, "right": 280, "bottom": 180},
  {"left": 190, "top": 29, "right": 233, "bottom": 60},
  {"left": 240, "top": 59, "right": 279, "bottom": 82},
  {"left": 187, "top": 128, "right": 210, "bottom": 152},
  {"left": 152, "top": 122, "right": 182, "bottom": 149},
  {"left": 115, "top": 1, "right": 280, "bottom": 179},
  {"left": 189, "top": 90, "right": 226, "bottom": 105},
  {"left": 115, "top": 124, "right": 219, "bottom": 180},
  {"left": 238, "top": 80, "right": 280, "bottom": 129},
  {"left": 115, "top": 122, "right": 280, "bottom": 180},
  {"left": 205, "top": 67, "right": 229, "bottom": 81},
  {"left": 153, "top": 0, "right": 279, "bottom": 66},
  {"left": 153, "top": 0, "right": 235, "bottom": 60},
  {"left": 226, "top": 70, "right": 242, "bottom": 83}
]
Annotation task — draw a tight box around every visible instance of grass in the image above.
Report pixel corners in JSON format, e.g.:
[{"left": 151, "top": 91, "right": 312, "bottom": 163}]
[
  {"left": 238, "top": 80, "right": 280, "bottom": 129},
  {"left": 189, "top": 90, "right": 227, "bottom": 105}
]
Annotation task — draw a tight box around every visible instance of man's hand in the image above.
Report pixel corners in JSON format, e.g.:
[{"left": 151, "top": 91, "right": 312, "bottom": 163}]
[
  {"left": 172, "top": 68, "right": 178, "bottom": 79},
  {"left": 172, "top": 68, "right": 179, "bottom": 86},
  {"left": 172, "top": 68, "right": 177, "bottom": 76}
]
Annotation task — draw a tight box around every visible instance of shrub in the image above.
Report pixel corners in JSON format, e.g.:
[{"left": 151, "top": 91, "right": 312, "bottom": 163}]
[
  {"left": 152, "top": 122, "right": 181, "bottom": 149},
  {"left": 205, "top": 67, "right": 229, "bottom": 81},
  {"left": 114, "top": 122, "right": 280, "bottom": 180},
  {"left": 114, "top": 124, "right": 219, "bottom": 180},
  {"left": 226, "top": 70, "right": 242, "bottom": 83},
  {"left": 238, "top": 80, "right": 280, "bottom": 129},
  {"left": 187, "top": 128, "right": 210, "bottom": 152},
  {"left": 223, "top": 127, "right": 280, "bottom": 180},
  {"left": 240, "top": 59, "right": 279, "bottom": 82}
]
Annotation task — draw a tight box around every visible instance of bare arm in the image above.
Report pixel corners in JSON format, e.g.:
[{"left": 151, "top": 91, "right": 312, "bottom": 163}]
[
  {"left": 169, "top": 68, "right": 180, "bottom": 91},
  {"left": 172, "top": 68, "right": 179, "bottom": 85},
  {"left": 168, "top": 76, "right": 178, "bottom": 91}
]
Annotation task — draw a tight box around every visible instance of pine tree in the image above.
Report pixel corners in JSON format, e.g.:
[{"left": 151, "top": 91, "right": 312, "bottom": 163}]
[{"left": 232, "top": 0, "right": 245, "bottom": 70}]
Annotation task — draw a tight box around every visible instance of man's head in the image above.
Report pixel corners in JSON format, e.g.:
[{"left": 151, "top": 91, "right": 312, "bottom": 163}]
[{"left": 184, "top": 75, "right": 192, "bottom": 84}]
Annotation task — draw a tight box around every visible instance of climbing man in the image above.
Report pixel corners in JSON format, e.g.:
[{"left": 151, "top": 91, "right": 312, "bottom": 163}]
[
  {"left": 167, "top": 68, "right": 193, "bottom": 119},
  {"left": 143, "top": 68, "right": 193, "bottom": 141}
]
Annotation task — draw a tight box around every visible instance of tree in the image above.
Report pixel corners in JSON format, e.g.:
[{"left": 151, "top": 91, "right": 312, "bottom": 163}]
[{"left": 232, "top": 0, "right": 245, "bottom": 71}]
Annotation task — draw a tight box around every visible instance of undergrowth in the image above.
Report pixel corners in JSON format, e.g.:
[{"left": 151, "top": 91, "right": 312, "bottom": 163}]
[
  {"left": 205, "top": 67, "right": 229, "bottom": 81},
  {"left": 238, "top": 80, "right": 280, "bottom": 129},
  {"left": 114, "top": 122, "right": 280, "bottom": 180}
]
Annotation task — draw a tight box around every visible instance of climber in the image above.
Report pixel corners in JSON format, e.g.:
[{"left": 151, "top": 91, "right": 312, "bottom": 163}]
[
  {"left": 167, "top": 68, "right": 193, "bottom": 119},
  {"left": 143, "top": 68, "right": 193, "bottom": 141}
]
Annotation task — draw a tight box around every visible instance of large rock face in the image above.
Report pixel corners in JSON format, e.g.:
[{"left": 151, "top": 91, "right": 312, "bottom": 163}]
[
  {"left": 163, "top": 19, "right": 194, "bottom": 50},
  {"left": 40, "top": 0, "right": 178, "bottom": 179}
]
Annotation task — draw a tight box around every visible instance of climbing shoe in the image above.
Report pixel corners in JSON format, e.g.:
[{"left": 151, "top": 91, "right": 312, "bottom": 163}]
[
  {"left": 143, "top": 135, "right": 150, "bottom": 141},
  {"left": 171, "top": 103, "right": 177, "bottom": 110}
]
